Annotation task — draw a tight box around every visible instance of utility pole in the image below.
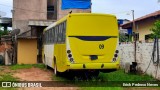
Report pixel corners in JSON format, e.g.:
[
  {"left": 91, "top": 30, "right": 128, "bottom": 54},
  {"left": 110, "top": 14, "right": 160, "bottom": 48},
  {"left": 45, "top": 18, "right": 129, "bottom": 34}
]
[{"left": 132, "top": 10, "right": 136, "bottom": 62}]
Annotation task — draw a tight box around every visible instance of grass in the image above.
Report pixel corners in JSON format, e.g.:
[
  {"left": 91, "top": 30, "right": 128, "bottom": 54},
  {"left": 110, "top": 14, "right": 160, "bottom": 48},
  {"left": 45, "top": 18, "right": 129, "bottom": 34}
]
[
  {"left": 52, "top": 75, "right": 68, "bottom": 81},
  {"left": 98, "top": 69, "right": 155, "bottom": 81},
  {"left": 0, "top": 74, "right": 18, "bottom": 81},
  {"left": 51, "top": 69, "right": 157, "bottom": 90},
  {"left": 81, "top": 87, "right": 123, "bottom": 90},
  {"left": 0, "top": 88, "right": 17, "bottom": 90},
  {"left": 0, "top": 74, "right": 18, "bottom": 90},
  {"left": 0, "top": 64, "right": 46, "bottom": 90},
  {"left": 0, "top": 64, "right": 158, "bottom": 90},
  {"left": 80, "top": 70, "right": 157, "bottom": 90},
  {"left": 10, "top": 64, "right": 46, "bottom": 70}
]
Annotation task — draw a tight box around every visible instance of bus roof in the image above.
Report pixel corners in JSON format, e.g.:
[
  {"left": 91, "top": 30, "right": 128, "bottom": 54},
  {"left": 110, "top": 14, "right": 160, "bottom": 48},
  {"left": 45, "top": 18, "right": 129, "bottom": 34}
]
[
  {"left": 44, "top": 14, "right": 69, "bottom": 31},
  {"left": 44, "top": 13, "right": 116, "bottom": 31}
]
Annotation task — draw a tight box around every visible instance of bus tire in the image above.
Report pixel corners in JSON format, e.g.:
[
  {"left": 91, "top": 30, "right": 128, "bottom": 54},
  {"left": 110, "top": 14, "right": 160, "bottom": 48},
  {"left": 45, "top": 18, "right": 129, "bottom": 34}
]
[
  {"left": 89, "top": 70, "right": 99, "bottom": 78},
  {"left": 54, "top": 57, "right": 60, "bottom": 76},
  {"left": 93, "top": 70, "right": 100, "bottom": 77},
  {"left": 44, "top": 55, "right": 48, "bottom": 68}
]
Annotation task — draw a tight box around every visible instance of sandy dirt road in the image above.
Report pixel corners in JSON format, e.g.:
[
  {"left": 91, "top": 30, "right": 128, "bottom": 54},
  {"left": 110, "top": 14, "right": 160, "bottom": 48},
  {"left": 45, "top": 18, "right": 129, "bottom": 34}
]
[{"left": 12, "top": 67, "right": 79, "bottom": 90}]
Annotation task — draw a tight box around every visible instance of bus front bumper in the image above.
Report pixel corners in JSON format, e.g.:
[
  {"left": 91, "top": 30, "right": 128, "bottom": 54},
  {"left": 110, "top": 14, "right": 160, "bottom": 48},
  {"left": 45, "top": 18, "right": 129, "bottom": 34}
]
[{"left": 67, "top": 63, "right": 120, "bottom": 70}]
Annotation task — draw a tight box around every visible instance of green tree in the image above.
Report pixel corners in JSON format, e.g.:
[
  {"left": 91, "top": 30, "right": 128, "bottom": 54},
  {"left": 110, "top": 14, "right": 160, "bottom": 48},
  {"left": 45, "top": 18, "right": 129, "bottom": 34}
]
[
  {"left": 119, "top": 33, "right": 129, "bottom": 42},
  {"left": 0, "top": 25, "right": 9, "bottom": 36},
  {"left": 150, "top": 20, "right": 160, "bottom": 38}
]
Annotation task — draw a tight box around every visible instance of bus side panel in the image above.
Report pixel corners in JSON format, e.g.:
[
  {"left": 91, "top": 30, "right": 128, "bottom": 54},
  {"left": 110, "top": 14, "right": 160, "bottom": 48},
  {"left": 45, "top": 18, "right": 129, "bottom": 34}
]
[
  {"left": 54, "top": 44, "right": 67, "bottom": 72},
  {"left": 44, "top": 44, "right": 54, "bottom": 68}
]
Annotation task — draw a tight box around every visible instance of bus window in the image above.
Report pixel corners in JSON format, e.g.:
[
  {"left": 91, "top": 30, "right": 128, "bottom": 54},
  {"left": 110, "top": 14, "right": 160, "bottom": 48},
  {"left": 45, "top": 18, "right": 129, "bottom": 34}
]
[
  {"left": 55, "top": 26, "right": 58, "bottom": 43},
  {"left": 59, "top": 24, "right": 63, "bottom": 43},
  {"left": 58, "top": 25, "right": 62, "bottom": 43},
  {"left": 52, "top": 28, "right": 55, "bottom": 43},
  {"left": 46, "top": 31, "right": 48, "bottom": 44},
  {"left": 62, "top": 22, "right": 66, "bottom": 43}
]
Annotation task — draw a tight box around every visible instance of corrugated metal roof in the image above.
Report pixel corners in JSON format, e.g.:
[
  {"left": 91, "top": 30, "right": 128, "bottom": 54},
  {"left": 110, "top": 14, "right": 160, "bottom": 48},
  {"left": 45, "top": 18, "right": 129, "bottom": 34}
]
[
  {"left": 28, "top": 20, "right": 55, "bottom": 26},
  {"left": 0, "top": 17, "right": 12, "bottom": 27}
]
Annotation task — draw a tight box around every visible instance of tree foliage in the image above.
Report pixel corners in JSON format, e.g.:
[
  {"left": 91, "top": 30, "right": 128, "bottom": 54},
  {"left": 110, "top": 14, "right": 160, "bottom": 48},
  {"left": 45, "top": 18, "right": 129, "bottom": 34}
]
[
  {"left": 150, "top": 20, "right": 160, "bottom": 38},
  {"left": 0, "top": 25, "right": 9, "bottom": 36},
  {"left": 119, "top": 33, "right": 130, "bottom": 42}
]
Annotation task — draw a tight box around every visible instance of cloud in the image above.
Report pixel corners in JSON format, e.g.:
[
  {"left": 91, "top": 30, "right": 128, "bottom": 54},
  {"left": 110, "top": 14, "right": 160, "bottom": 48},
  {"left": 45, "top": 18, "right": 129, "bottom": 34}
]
[
  {"left": 0, "top": 0, "right": 159, "bottom": 20},
  {"left": 0, "top": 0, "right": 13, "bottom": 17},
  {"left": 92, "top": 0, "right": 160, "bottom": 20}
]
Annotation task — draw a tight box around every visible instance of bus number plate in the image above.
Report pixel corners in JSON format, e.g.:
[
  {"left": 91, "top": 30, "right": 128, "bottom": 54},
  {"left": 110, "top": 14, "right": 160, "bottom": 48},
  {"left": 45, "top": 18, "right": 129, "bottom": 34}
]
[{"left": 90, "top": 55, "right": 98, "bottom": 60}]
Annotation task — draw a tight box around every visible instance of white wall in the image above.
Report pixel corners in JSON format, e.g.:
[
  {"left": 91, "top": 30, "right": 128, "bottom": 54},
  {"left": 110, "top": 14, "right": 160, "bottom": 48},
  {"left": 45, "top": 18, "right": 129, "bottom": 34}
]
[{"left": 120, "top": 42, "right": 160, "bottom": 80}]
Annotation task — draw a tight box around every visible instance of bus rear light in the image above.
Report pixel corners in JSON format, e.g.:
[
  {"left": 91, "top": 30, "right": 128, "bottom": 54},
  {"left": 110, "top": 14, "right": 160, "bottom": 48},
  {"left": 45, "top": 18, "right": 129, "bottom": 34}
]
[
  {"left": 67, "top": 50, "right": 71, "bottom": 54},
  {"left": 112, "top": 58, "right": 116, "bottom": 62},
  {"left": 115, "top": 50, "right": 119, "bottom": 53},
  {"left": 68, "top": 54, "right": 72, "bottom": 58},
  {"left": 70, "top": 58, "right": 74, "bottom": 63},
  {"left": 112, "top": 50, "right": 119, "bottom": 62},
  {"left": 67, "top": 49, "right": 74, "bottom": 63},
  {"left": 114, "top": 54, "right": 118, "bottom": 57},
  {"left": 67, "top": 39, "right": 74, "bottom": 63}
]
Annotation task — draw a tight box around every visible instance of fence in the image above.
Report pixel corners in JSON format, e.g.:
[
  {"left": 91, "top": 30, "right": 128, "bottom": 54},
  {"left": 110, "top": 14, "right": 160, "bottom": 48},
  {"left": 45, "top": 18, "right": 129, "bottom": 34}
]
[{"left": 119, "top": 41, "right": 160, "bottom": 80}]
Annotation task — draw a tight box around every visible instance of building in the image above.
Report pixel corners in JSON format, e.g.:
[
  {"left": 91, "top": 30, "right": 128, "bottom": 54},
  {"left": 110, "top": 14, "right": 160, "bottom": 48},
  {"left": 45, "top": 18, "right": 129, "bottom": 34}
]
[
  {"left": 12, "top": 0, "right": 91, "bottom": 64},
  {"left": 121, "top": 10, "right": 160, "bottom": 41},
  {"left": 118, "top": 19, "right": 130, "bottom": 34},
  {"left": 0, "top": 17, "right": 12, "bottom": 32}
]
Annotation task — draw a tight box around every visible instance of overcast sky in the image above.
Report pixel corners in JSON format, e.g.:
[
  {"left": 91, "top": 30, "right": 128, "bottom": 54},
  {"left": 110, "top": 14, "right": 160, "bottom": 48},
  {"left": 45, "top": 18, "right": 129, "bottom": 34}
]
[{"left": 0, "top": 0, "right": 160, "bottom": 20}]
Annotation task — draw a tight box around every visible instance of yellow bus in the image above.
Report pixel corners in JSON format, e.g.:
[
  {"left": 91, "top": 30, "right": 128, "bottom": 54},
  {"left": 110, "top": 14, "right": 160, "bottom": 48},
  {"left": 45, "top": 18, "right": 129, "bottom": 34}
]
[{"left": 43, "top": 13, "right": 120, "bottom": 76}]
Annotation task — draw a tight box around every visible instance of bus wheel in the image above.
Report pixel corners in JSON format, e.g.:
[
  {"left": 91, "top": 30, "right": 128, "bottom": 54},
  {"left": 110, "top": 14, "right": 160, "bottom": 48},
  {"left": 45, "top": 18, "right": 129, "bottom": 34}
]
[
  {"left": 44, "top": 55, "right": 48, "bottom": 69},
  {"left": 54, "top": 58, "right": 60, "bottom": 76},
  {"left": 89, "top": 70, "right": 100, "bottom": 79},
  {"left": 94, "top": 70, "right": 100, "bottom": 77}
]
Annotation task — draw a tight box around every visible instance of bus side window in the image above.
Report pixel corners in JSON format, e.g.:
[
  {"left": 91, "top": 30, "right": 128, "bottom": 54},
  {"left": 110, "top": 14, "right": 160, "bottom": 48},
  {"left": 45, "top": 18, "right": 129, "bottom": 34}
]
[
  {"left": 61, "top": 23, "right": 64, "bottom": 43},
  {"left": 50, "top": 28, "right": 53, "bottom": 44},
  {"left": 58, "top": 25, "right": 61, "bottom": 43},
  {"left": 47, "top": 30, "right": 49, "bottom": 44},
  {"left": 48, "top": 30, "right": 50, "bottom": 44},
  {"left": 62, "top": 22, "right": 66, "bottom": 43},
  {"left": 53, "top": 27, "right": 56, "bottom": 43},
  {"left": 50, "top": 29, "right": 52, "bottom": 44},
  {"left": 57, "top": 26, "right": 59, "bottom": 43},
  {"left": 51, "top": 29, "right": 53, "bottom": 43},
  {"left": 46, "top": 31, "right": 48, "bottom": 44},
  {"left": 52, "top": 28, "right": 55, "bottom": 43},
  {"left": 57, "top": 25, "right": 60, "bottom": 43},
  {"left": 59, "top": 24, "right": 63, "bottom": 43},
  {"left": 43, "top": 33, "right": 45, "bottom": 44},
  {"left": 48, "top": 30, "right": 51, "bottom": 44},
  {"left": 43, "top": 32, "right": 46, "bottom": 44},
  {"left": 55, "top": 26, "right": 58, "bottom": 43},
  {"left": 50, "top": 29, "right": 52, "bottom": 43}
]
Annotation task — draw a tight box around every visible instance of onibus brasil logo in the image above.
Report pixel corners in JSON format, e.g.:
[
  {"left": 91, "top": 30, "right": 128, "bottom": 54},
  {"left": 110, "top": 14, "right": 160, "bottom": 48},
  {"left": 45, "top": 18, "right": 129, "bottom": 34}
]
[{"left": 1, "top": 82, "right": 42, "bottom": 88}]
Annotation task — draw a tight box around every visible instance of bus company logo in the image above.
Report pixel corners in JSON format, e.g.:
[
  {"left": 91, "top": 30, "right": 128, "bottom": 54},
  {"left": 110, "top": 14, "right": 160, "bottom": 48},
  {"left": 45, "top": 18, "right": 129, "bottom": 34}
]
[
  {"left": 99, "top": 44, "right": 104, "bottom": 49},
  {"left": 2, "top": 82, "right": 11, "bottom": 87}
]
